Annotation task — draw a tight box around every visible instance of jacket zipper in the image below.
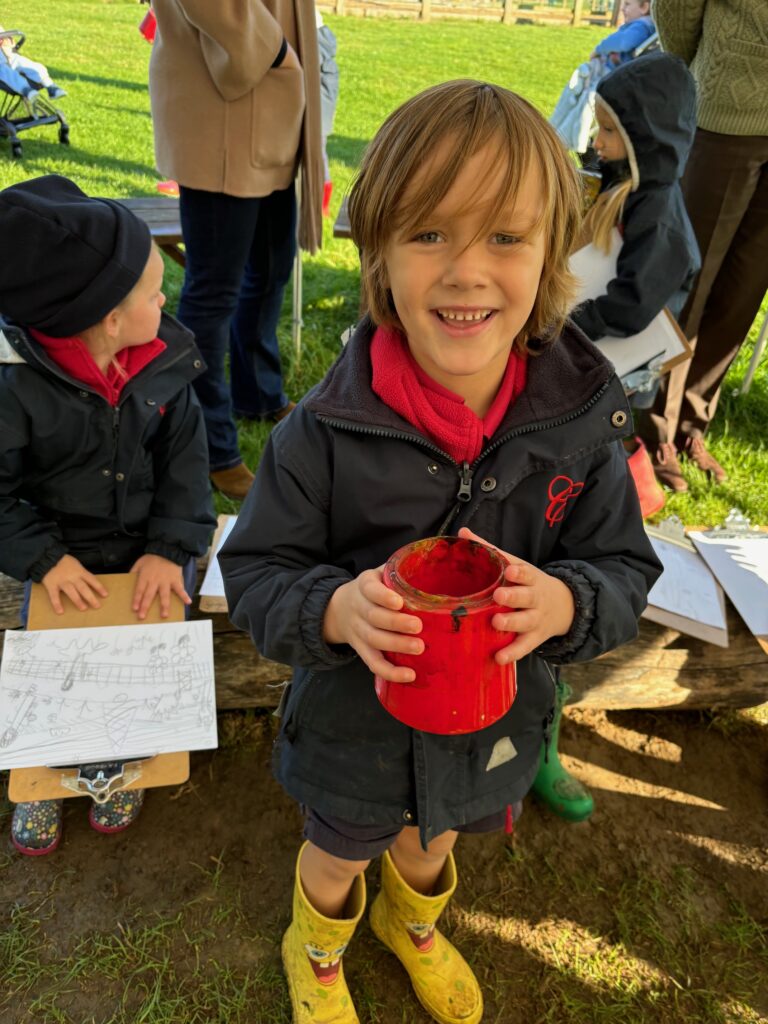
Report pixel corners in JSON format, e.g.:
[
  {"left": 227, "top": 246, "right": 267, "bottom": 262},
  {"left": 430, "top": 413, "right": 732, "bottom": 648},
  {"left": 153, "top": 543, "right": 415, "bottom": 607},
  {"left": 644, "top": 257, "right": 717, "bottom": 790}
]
[{"left": 319, "top": 376, "right": 614, "bottom": 534}]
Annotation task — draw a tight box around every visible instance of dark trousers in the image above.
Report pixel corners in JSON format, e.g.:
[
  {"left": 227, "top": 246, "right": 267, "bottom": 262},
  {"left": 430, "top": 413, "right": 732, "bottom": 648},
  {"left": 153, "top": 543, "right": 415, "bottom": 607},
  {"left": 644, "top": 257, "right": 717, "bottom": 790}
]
[
  {"left": 642, "top": 129, "right": 768, "bottom": 446},
  {"left": 177, "top": 185, "right": 296, "bottom": 470}
]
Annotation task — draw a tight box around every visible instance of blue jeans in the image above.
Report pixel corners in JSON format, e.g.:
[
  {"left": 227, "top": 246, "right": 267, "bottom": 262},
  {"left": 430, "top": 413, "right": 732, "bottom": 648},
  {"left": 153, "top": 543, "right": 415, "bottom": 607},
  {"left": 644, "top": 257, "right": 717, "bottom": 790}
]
[
  {"left": 20, "top": 559, "right": 197, "bottom": 626},
  {"left": 177, "top": 185, "right": 296, "bottom": 470}
]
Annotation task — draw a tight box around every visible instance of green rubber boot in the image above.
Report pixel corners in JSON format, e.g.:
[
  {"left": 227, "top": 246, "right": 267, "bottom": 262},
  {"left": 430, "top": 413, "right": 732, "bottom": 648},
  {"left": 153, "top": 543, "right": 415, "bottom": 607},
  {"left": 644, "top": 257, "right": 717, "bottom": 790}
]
[{"left": 531, "top": 679, "right": 594, "bottom": 822}]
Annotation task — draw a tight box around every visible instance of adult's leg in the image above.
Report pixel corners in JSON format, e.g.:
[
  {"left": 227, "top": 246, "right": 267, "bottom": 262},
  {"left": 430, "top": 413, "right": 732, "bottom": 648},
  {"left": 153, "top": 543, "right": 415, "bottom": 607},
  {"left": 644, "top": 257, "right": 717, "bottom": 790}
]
[
  {"left": 176, "top": 187, "right": 262, "bottom": 471},
  {"left": 641, "top": 131, "right": 766, "bottom": 447},
  {"left": 677, "top": 147, "right": 768, "bottom": 441},
  {"left": 229, "top": 184, "right": 295, "bottom": 419}
]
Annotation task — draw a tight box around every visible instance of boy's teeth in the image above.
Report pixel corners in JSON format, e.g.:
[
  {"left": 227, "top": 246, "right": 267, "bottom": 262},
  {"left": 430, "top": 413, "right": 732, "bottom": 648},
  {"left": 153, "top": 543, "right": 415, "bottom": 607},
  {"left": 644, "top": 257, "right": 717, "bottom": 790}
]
[{"left": 438, "top": 309, "right": 491, "bottom": 322}]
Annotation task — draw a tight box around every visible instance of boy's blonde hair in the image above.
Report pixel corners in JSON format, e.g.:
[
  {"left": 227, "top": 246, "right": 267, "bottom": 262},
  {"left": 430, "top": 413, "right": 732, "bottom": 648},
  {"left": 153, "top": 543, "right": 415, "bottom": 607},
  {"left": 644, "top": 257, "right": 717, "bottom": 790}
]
[{"left": 347, "top": 80, "right": 582, "bottom": 351}]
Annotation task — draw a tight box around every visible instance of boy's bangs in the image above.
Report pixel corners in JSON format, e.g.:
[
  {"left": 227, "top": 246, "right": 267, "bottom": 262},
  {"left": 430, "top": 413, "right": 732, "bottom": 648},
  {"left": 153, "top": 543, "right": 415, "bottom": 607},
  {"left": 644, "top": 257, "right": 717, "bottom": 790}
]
[{"left": 392, "top": 88, "right": 548, "bottom": 244}]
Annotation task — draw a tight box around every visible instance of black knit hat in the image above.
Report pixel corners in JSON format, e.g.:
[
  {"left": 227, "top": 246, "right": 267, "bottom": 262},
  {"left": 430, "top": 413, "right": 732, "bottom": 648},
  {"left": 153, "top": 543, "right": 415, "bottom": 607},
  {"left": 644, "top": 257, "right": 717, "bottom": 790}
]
[{"left": 0, "top": 174, "right": 152, "bottom": 336}]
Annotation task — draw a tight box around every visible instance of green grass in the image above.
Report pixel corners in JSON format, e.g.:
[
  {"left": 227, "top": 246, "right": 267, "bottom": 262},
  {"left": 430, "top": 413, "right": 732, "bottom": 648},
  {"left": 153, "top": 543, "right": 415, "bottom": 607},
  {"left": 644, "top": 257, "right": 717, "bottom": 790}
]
[{"left": 6, "top": 1, "right": 764, "bottom": 525}]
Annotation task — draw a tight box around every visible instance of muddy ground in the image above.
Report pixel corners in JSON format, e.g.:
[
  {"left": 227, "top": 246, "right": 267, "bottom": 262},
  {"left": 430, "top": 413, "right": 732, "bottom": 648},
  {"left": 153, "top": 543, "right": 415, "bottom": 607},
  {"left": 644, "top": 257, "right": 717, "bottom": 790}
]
[{"left": 1, "top": 705, "right": 766, "bottom": 1023}]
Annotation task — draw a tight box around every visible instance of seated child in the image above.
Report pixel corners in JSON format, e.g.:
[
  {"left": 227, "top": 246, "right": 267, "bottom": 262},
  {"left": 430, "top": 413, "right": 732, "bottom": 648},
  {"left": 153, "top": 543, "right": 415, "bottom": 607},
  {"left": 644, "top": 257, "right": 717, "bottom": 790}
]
[
  {"left": 0, "top": 175, "right": 216, "bottom": 855},
  {"left": 220, "top": 80, "right": 662, "bottom": 1024},
  {"left": 571, "top": 53, "right": 700, "bottom": 351},
  {"left": 590, "top": 0, "right": 655, "bottom": 66},
  {"left": 0, "top": 27, "right": 67, "bottom": 101}
]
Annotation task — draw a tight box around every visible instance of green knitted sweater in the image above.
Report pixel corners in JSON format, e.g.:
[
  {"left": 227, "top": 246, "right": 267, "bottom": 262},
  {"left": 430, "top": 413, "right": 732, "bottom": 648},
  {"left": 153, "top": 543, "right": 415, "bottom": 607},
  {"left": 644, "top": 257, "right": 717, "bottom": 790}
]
[{"left": 652, "top": 0, "right": 768, "bottom": 136}]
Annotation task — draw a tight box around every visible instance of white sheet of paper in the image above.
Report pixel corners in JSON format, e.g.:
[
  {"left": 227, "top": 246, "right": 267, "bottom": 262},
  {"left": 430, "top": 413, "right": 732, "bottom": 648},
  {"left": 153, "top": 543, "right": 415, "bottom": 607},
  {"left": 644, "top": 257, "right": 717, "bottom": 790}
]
[
  {"left": 0, "top": 620, "right": 217, "bottom": 769},
  {"left": 569, "top": 230, "right": 687, "bottom": 377},
  {"left": 689, "top": 532, "right": 768, "bottom": 638},
  {"left": 644, "top": 535, "right": 727, "bottom": 632},
  {"left": 199, "top": 515, "right": 237, "bottom": 598}
]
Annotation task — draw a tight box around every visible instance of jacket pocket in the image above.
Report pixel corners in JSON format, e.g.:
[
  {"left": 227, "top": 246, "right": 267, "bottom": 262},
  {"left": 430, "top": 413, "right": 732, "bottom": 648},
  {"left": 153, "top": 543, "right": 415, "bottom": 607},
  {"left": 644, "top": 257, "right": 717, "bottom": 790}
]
[{"left": 250, "top": 65, "right": 305, "bottom": 170}]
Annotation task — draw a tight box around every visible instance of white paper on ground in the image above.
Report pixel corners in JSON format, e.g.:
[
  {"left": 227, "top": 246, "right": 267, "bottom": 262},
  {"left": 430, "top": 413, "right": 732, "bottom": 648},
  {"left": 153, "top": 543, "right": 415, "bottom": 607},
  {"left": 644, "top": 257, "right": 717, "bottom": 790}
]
[
  {"left": 689, "top": 531, "right": 768, "bottom": 639},
  {"left": 0, "top": 620, "right": 217, "bottom": 769},
  {"left": 643, "top": 534, "right": 728, "bottom": 646}
]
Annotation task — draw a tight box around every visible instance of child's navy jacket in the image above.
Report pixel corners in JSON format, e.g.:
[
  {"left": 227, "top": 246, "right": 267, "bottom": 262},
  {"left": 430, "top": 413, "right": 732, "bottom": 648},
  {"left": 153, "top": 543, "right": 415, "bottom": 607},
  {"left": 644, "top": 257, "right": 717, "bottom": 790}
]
[
  {"left": 0, "top": 311, "right": 216, "bottom": 583},
  {"left": 221, "top": 317, "right": 662, "bottom": 847},
  {"left": 572, "top": 51, "right": 701, "bottom": 339}
]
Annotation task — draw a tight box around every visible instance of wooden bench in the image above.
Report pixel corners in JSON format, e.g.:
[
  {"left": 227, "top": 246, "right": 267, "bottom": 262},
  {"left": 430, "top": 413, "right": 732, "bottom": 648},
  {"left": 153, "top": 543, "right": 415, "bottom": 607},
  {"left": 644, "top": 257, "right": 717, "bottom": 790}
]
[
  {"left": 116, "top": 197, "right": 185, "bottom": 268},
  {"left": 1, "top": 569, "right": 766, "bottom": 712},
  {"left": 333, "top": 195, "right": 351, "bottom": 240}
]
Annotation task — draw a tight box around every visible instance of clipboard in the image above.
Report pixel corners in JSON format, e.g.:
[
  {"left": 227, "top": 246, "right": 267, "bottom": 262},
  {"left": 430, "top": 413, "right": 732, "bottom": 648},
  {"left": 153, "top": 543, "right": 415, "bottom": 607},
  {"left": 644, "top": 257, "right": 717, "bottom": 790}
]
[
  {"left": 642, "top": 518, "right": 728, "bottom": 647},
  {"left": 8, "top": 573, "right": 190, "bottom": 802}
]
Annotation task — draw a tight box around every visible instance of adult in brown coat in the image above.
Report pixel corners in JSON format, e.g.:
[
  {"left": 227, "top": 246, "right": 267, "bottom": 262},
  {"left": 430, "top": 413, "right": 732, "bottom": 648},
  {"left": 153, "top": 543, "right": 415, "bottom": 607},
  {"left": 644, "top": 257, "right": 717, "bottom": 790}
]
[{"left": 149, "top": 0, "right": 324, "bottom": 500}]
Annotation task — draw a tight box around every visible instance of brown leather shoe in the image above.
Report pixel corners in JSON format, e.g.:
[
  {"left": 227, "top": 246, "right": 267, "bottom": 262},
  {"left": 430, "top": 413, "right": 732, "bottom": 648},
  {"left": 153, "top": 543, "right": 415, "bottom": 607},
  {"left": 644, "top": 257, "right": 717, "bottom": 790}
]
[
  {"left": 210, "top": 462, "right": 255, "bottom": 501},
  {"left": 268, "top": 401, "right": 296, "bottom": 423},
  {"left": 685, "top": 436, "right": 728, "bottom": 484},
  {"left": 652, "top": 442, "right": 688, "bottom": 493}
]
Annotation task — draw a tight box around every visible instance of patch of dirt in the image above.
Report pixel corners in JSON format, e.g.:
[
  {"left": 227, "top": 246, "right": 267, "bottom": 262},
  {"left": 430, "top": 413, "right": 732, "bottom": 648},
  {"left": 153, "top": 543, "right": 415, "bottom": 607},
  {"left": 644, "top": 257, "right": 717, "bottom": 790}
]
[{"left": 1, "top": 707, "right": 766, "bottom": 1023}]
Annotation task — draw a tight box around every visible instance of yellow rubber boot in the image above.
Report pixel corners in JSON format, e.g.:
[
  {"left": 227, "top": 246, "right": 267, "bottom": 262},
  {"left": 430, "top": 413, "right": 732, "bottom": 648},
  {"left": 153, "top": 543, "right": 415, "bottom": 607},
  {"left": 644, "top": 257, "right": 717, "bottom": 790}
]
[
  {"left": 282, "top": 842, "right": 366, "bottom": 1023},
  {"left": 370, "top": 849, "right": 483, "bottom": 1024}
]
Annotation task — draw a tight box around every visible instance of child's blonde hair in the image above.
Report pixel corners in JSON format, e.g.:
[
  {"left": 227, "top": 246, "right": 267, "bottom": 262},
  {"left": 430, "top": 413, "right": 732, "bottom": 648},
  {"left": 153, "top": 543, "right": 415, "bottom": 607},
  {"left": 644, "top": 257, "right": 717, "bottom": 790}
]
[
  {"left": 347, "top": 80, "right": 582, "bottom": 352},
  {"left": 581, "top": 177, "right": 633, "bottom": 254}
]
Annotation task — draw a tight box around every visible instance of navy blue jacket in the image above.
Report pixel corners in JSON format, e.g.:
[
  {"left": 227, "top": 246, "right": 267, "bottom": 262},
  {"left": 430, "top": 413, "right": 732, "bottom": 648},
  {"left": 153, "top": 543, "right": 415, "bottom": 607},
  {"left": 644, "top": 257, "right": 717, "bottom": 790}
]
[
  {"left": 220, "top": 318, "right": 662, "bottom": 847},
  {"left": 572, "top": 52, "right": 701, "bottom": 338},
  {"left": 0, "top": 311, "right": 216, "bottom": 582}
]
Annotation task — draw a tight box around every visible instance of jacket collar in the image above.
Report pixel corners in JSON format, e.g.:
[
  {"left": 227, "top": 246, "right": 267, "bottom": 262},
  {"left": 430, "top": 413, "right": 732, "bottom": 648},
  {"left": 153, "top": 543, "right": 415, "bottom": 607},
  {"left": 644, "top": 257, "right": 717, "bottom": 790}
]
[
  {"left": 306, "top": 316, "right": 623, "bottom": 445},
  {"left": 0, "top": 311, "right": 205, "bottom": 400}
]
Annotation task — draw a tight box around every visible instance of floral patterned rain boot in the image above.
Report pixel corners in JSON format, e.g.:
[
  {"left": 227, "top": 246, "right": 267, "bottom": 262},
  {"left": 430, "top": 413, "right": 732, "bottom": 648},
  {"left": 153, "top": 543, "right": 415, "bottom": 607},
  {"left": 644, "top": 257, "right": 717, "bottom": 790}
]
[
  {"left": 89, "top": 788, "right": 145, "bottom": 833},
  {"left": 11, "top": 800, "right": 63, "bottom": 856},
  {"left": 370, "top": 849, "right": 483, "bottom": 1024},
  {"left": 531, "top": 678, "right": 594, "bottom": 822},
  {"left": 282, "top": 842, "right": 366, "bottom": 1023}
]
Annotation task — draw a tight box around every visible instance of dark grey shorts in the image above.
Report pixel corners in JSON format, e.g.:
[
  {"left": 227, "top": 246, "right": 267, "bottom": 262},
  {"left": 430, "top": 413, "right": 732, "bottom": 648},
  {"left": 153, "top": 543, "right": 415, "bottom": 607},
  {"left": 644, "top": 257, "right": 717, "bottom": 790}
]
[{"left": 303, "top": 802, "right": 523, "bottom": 861}]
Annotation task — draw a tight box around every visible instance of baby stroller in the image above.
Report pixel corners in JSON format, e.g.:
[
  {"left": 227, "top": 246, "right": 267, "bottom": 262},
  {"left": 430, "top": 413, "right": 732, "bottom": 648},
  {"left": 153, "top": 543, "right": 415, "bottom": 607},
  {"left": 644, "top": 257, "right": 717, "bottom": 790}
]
[
  {"left": 550, "top": 31, "right": 659, "bottom": 157},
  {"left": 0, "top": 29, "right": 70, "bottom": 159}
]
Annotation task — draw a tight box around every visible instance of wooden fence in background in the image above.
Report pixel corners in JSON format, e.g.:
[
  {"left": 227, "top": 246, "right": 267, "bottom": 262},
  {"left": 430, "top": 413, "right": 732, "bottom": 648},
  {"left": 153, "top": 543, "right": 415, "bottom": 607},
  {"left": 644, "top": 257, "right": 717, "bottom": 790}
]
[{"left": 317, "top": 0, "right": 621, "bottom": 25}]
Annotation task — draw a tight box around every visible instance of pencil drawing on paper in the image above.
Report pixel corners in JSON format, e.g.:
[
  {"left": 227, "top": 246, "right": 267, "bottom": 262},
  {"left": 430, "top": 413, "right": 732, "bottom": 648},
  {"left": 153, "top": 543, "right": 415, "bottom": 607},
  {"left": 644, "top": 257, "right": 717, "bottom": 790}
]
[{"left": 0, "top": 620, "right": 217, "bottom": 770}]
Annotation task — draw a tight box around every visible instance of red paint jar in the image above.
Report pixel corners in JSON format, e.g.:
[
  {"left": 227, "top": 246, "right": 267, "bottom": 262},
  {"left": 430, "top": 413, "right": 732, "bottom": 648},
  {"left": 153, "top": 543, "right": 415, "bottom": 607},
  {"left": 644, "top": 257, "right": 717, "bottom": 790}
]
[{"left": 375, "top": 536, "right": 517, "bottom": 735}]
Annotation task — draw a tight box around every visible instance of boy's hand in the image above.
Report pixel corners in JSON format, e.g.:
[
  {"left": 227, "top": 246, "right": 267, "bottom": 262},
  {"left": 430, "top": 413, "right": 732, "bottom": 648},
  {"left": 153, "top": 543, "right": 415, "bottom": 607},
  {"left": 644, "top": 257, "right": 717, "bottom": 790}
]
[
  {"left": 323, "top": 568, "right": 424, "bottom": 683},
  {"left": 457, "top": 527, "right": 576, "bottom": 663},
  {"left": 130, "top": 554, "right": 191, "bottom": 620},
  {"left": 42, "top": 555, "right": 109, "bottom": 614}
]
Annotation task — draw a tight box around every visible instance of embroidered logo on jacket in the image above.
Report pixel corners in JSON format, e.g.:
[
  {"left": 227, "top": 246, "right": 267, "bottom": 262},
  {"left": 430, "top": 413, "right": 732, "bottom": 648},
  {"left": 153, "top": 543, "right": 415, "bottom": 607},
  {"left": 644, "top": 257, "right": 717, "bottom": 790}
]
[{"left": 545, "top": 474, "right": 584, "bottom": 527}]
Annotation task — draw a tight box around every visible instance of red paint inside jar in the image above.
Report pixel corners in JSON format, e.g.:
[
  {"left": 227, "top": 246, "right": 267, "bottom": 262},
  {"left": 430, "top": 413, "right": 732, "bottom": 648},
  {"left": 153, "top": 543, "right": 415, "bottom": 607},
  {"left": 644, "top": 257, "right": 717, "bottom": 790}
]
[{"left": 375, "top": 536, "right": 517, "bottom": 735}]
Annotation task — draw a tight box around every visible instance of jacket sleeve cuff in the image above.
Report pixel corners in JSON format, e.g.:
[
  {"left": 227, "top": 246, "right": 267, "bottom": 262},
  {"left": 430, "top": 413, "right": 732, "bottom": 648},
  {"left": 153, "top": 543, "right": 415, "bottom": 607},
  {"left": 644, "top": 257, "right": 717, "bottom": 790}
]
[
  {"left": 299, "top": 576, "right": 357, "bottom": 667},
  {"left": 271, "top": 37, "right": 288, "bottom": 67},
  {"left": 537, "top": 564, "right": 597, "bottom": 661},
  {"left": 144, "top": 541, "right": 191, "bottom": 567},
  {"left": 27, "top": 543, "right": 68, "bottom": 583}
]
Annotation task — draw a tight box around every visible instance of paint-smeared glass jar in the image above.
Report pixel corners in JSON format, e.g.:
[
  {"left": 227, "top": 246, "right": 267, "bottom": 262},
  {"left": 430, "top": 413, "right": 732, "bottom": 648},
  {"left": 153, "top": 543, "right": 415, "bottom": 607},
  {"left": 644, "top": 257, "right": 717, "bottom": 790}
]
[{"left": 374, "top": 536, "right": 517, "bottom": 735}]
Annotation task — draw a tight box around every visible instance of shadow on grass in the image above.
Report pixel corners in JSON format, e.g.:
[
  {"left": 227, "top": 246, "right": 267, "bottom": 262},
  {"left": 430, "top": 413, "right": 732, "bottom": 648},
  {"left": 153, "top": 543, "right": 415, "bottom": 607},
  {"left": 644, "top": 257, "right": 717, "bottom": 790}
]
[
  {"left": 46, "top": 68, "right": 148, "bottom": 93},
  {"left": 6, "top": 137, "right": 159, "bottom": 184},
  {"left": 328, "top": 134, "right": 369, "bottom": 170}
]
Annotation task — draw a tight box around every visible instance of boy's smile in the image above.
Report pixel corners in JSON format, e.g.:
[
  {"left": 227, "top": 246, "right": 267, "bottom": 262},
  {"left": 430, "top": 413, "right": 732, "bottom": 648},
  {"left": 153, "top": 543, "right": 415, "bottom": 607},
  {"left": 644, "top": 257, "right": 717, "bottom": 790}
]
[{"left": 383, "top": 142, "right": 545, "bottom": 417}]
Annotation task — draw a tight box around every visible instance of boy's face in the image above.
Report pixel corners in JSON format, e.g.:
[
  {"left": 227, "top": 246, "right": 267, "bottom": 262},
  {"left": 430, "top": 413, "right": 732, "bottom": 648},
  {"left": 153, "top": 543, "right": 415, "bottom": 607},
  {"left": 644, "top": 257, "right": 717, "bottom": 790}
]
[
  {"left": 382, "top": 142, "right": 545, "bottom": 409},
  {"left": 594, "top": 103, "right": 628, "bottom": 162},
  {"left": 114, "top": 246, "right": 166, "bottom": 348},
  {"left": 621, "top": 0, "right": 650, "bottom": 22}
]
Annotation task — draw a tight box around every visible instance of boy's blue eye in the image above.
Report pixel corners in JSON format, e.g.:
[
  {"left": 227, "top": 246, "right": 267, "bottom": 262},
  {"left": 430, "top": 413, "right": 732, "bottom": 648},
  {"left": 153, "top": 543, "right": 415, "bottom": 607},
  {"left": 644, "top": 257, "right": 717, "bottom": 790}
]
[
  {"left": 414, "top": 231, "right": 441, "bottom": 243},
  {"left": 493, "top": 233, "right": 522, "bottom": 246}
]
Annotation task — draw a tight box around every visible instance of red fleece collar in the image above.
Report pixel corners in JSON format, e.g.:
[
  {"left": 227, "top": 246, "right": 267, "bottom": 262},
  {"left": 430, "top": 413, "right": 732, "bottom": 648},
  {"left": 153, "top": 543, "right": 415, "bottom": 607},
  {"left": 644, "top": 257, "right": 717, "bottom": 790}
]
[
  {"left": 370, "top": 325, "right": 527, "bottom": 464},
  {"left": 29, "top": 329, "right": 166, "bottom": 406}
]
